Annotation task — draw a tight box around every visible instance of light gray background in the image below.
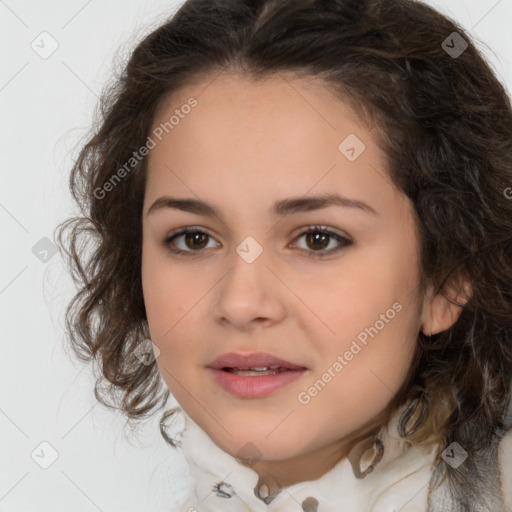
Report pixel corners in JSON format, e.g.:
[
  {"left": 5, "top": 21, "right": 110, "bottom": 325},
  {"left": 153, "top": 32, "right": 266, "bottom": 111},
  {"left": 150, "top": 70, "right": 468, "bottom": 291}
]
[{"left": 1, "top": 0, "right": 511, "bottom": 511}]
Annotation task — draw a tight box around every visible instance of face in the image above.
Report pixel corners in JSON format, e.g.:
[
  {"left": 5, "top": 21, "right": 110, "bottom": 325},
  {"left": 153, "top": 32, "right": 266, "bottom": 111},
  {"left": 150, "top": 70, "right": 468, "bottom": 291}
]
[{"left": 141, "top": 72, "right": 426, "bottom": 469}]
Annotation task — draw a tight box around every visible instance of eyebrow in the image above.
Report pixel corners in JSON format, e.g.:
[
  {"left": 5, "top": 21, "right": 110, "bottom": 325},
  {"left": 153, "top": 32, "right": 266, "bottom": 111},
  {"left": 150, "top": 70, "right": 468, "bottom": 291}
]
[{"left": 147, "top": 193, "right": 378, "bottom": 218}]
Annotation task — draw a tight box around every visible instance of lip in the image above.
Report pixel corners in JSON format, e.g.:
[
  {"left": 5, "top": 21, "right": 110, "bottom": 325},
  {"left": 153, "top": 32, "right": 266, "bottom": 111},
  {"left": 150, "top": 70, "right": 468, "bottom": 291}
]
[
  {"left": 207, "top": 351, "right": 307, "bottom": 371},
  {"left": 208, "top": 367, "right": 307, "bottom": 398},
  {"left": 207, "top": 351, "right": 308, "bottom": 399}
]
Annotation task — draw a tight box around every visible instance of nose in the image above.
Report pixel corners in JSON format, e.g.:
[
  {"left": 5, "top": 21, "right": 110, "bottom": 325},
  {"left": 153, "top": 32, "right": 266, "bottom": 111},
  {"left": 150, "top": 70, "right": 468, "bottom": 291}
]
[{"left": 212, "top": 246, "right": 287, "bottom": 330}]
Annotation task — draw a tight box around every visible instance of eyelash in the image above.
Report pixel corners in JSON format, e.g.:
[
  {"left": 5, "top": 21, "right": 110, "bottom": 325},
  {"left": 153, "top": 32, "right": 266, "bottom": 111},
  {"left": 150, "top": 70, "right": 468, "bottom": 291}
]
[{"left": 162, "top": 225, "right": 352, "bottom": 259}]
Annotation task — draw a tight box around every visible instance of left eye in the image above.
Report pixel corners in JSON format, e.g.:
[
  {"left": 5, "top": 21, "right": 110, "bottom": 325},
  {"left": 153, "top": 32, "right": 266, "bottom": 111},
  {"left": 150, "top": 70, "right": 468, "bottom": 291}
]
[
  {"left": 163, "top": 225, "right": 352, "bottom": 259},
  {"left": 292, "top": 227, "right": 352, "bottom": 257}
]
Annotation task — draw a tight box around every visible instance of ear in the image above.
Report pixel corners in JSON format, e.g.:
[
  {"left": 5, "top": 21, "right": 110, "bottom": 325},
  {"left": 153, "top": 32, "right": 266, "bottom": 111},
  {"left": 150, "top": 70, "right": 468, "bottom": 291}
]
[{"left": 420, "top": 273, "right": 472, "bottom": 336}]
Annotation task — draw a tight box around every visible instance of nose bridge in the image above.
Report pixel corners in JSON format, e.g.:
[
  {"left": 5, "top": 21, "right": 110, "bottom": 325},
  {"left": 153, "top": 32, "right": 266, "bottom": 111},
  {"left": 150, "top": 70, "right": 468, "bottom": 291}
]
[
  {"left": 214, "top": 236, "right": 285, "bottom": 326},
  {"left": 224, "top": 235, "right": 269, "bottom": 299}
]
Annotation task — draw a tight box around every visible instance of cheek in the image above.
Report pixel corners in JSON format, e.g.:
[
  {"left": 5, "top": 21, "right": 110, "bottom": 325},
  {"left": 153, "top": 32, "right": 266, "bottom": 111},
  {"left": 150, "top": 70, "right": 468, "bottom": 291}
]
[
  {"left": 142, "top": 242, "right": 184, "bottom": 314},
  {"left": 314, "top": 246, "right": 419, "bottom": 377},
  {"left": 317, "top": 262, "right": 397, "bottom": 339},
  {"left": 142, "top": 253, "right": 184, "bottom": 351},
  {"left": 141, "top": 252, "right": 205, "bottom": 361},
  {"left": 310, "top": 309, "right": 417, "bottom": 430}
]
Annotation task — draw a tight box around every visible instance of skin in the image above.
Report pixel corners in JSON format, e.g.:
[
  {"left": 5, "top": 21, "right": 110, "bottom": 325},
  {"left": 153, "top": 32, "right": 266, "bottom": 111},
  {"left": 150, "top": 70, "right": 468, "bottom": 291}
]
[{"left": 141, "top": 71, "right": 466, "bottom": 488}]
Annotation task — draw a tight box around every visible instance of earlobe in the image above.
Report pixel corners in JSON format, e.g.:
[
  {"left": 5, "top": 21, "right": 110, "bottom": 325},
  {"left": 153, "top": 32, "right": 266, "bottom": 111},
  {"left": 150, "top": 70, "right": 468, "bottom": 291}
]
[{"left": 420, "top": 278, "right": 472, "bottom": 336}]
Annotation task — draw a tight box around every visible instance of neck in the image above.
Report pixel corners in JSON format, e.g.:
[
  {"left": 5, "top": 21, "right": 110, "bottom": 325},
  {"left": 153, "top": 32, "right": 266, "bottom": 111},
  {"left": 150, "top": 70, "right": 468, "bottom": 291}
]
[
  {"left": 238, "top": 411, "right": 388, "bottom": 491},
  {"left": 249, "top": 437, "right": 348, "bottom": 489}
]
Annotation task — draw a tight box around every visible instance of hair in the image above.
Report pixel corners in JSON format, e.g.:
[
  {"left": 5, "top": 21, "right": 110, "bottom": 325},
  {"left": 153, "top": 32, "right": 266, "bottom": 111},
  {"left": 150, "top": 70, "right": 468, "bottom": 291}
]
[{"left": 55, "top": 0, "right": 512, "bottom": 503}]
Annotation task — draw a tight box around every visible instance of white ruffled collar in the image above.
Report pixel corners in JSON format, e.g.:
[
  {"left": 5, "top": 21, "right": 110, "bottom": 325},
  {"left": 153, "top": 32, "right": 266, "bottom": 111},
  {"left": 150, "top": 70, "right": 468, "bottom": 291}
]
[{"left": 168, "top": 403, "right": 442, "bottom": 512}]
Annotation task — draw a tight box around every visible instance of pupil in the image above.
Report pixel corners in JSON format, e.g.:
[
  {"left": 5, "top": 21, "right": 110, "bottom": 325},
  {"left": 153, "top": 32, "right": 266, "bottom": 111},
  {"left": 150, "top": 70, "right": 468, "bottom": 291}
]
[
  {"left": 186, "top": 232, "right": 208, "bottom": 250},
  {"left": 307, "top": 232, "right": 328, "bottom": 250}
]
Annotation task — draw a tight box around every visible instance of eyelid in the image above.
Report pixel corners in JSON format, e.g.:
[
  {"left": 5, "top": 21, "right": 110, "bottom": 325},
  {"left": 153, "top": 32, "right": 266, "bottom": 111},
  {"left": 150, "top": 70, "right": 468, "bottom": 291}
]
[{"left": 289, "top": 224, "right": 351, "bottom": 242}]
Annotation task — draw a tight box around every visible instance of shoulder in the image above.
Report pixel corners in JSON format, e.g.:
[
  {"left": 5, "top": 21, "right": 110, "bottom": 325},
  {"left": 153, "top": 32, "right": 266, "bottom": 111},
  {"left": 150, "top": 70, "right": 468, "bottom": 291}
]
[{"left": 498, "top": 428, "right": 512, "bottom": 509}]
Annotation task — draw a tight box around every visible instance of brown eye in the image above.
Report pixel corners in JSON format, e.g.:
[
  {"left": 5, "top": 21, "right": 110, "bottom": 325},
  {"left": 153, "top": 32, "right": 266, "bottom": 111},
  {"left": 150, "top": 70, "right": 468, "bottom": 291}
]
[
  {"left": 304, "top": 231, "right": 330, "bottom": 250},
  {"left": 164, "top": 228, "right": 217, "bottom": 254},
  {"left": 293, "top": 226, "right": 352, "bottom": 259},
  {"left": 181, "top": 232, "right": 209, "bottom": 250}
]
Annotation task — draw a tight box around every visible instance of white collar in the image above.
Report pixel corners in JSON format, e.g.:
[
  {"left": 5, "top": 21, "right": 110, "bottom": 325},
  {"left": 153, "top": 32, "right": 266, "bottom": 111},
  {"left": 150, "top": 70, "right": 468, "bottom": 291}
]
[{"left": 169, "top": 403, "right": 441, "bottom": 512}]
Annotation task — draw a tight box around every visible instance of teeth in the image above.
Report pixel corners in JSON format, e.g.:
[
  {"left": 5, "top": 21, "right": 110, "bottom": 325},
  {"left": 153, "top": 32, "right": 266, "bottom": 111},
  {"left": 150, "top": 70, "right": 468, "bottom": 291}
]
[
  {"left": 231, "top": 369, "right": 281, "bottom": 376},
  {"left": 225, "top": 367, "right": 289, "bottom": 376},
  {"left": 228, "top": 366, "right": 281, "bottom": 371}
]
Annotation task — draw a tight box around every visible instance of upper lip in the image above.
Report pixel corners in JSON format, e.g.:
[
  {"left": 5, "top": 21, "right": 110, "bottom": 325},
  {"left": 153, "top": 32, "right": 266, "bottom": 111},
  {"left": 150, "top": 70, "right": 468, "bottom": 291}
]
[{"left": 208, "top": 352, "right": 307, "bottom": 370}]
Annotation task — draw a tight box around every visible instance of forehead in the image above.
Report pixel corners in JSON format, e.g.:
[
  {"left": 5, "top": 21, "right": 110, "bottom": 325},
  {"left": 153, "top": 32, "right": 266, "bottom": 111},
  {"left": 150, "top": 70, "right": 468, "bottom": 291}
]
[
  {"left": 144, "top": 71, "right": 403, "bottom": 219},
  {"left": 151, "top": 71, "right": 369, "bottom": 143}
]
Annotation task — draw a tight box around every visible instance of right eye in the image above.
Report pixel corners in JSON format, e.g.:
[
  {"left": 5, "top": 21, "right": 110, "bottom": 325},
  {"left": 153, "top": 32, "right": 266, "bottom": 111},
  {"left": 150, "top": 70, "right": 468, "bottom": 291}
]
[{"left": 163, "top": 227, "right": 218, "bottom": 255}]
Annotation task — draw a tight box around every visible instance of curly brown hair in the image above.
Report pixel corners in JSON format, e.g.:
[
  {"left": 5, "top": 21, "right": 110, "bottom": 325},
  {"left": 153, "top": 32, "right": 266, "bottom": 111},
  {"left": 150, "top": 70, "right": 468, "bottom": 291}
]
[{"left": 54, "top": 0, "right": 512, "bottom": 502}]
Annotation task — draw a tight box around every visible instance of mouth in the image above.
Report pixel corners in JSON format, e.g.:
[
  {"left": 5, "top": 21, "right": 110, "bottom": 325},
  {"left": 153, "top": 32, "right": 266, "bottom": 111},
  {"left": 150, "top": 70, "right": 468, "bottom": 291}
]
[{"left": 207, "top": 352, "right": 308, "bottom": 398}]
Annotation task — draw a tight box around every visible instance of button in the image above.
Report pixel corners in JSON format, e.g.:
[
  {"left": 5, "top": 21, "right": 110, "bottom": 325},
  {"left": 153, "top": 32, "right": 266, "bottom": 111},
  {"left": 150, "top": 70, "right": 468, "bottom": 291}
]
[
  {"left": 347, "top": 436, "right": 384, "bottom": 478},
  {"left": 253, "top": 473, "right": 282, "bottom": 504},
  {"left": 258, "top": 484, "right": 269, "bottom": 499},
  {"left": 302, "top": 496, "right": 319, "bottom": 511}
]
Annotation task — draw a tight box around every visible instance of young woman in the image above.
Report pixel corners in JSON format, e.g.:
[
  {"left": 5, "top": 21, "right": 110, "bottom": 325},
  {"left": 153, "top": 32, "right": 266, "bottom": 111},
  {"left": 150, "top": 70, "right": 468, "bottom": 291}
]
[{"left": 56, "top": 0, "right": 512, "bottom": 510}]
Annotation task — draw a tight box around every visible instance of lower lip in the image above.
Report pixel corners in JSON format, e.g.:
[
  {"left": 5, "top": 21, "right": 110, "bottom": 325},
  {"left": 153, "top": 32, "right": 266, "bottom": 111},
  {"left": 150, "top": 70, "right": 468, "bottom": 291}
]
[{"left": 209, "top": 368, "right": 307, "bottom": 398}]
